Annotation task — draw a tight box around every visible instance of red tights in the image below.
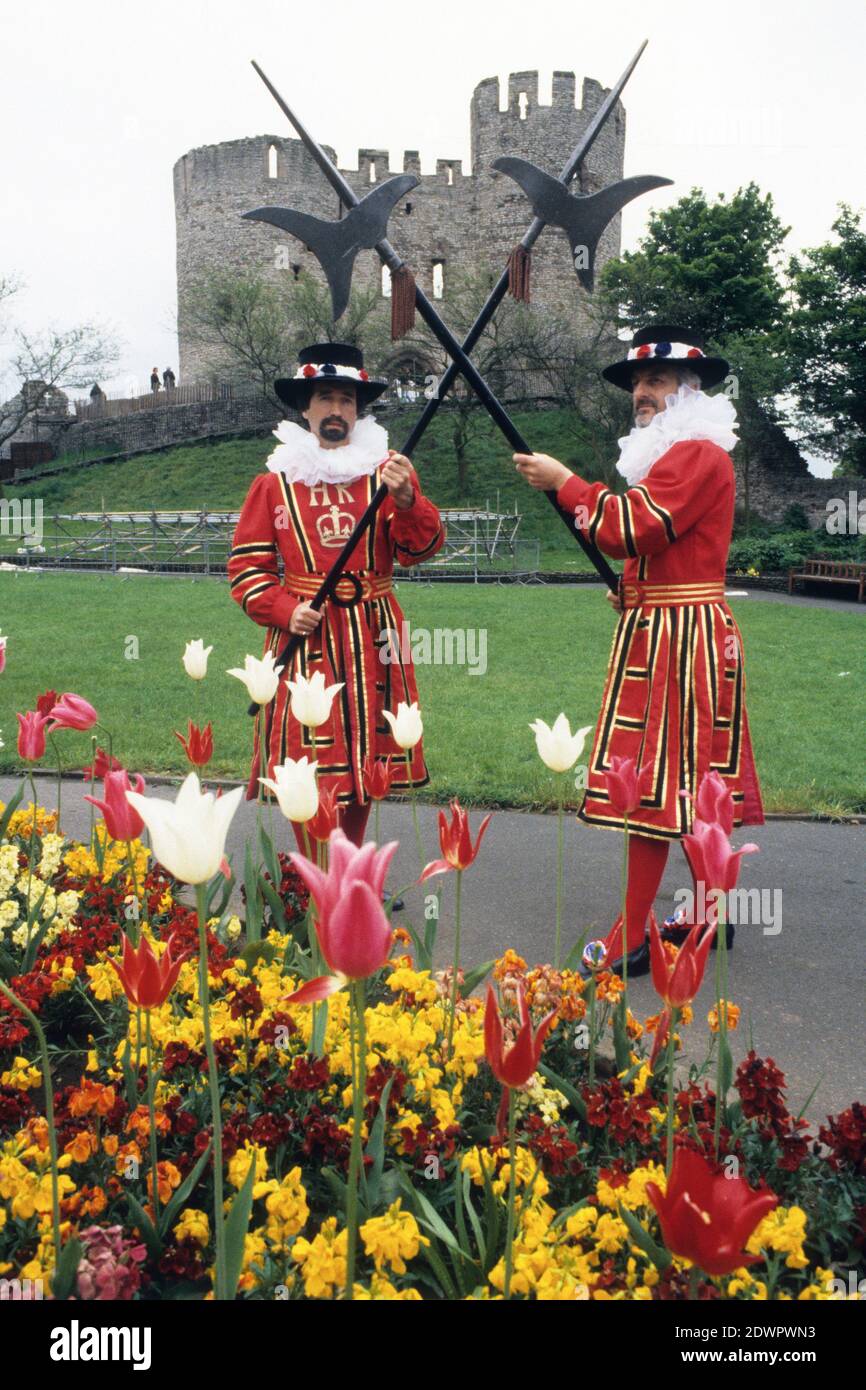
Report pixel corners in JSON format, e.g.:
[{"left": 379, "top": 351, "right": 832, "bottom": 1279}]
[
  {"left": 289, "top": 799, "right": 371, "bottom": 856},
  {"left": 605, "top": 832, "right": 705, "bottom": 955}
]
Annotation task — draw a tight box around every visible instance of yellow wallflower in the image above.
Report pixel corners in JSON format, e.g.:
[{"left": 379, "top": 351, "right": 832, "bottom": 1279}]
[
  {"left": 292, "top": 1217, "right": 348, "bottom": 1299},
  {"left": 360, "top": 1199, "right": 429, "bottom": 1275},
  {"left": 174, "top": 1209, "right": 210, "bottom": 1247},
  {"left": 0, "top": 1057, "right": 42, "bottom": 1090},
  {"left": 746, "top": 1206, "right": 810, "bottom": 1270}
]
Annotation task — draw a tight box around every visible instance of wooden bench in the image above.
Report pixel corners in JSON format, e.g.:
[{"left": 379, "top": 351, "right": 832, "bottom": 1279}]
[{"left": 788, "top": 558, "right": 866, "bottom": 602}]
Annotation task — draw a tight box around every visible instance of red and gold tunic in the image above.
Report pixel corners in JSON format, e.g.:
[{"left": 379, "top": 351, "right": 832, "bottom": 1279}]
[
  {"left": 556, "top": 439, "right": 765, "bottom": 841},
  {"left": 228, "top": 464, "right": 444, "bottom": 805}
]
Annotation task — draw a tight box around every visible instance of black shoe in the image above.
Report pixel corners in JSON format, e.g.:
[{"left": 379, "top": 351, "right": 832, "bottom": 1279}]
[
  {"left": 578, "top": 939, "right": 650, "bottom": 981},
  {"left": 383, "top": 890, "right": 404, "bottom": 913}
]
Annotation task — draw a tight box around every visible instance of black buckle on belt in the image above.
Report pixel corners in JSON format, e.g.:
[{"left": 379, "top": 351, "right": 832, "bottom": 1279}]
[{"left": 329, "top": 571, "right": 364, "bottom": 608}]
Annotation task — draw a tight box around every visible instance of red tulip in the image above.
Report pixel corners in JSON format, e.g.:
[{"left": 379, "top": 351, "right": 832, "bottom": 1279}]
[
  {"left": 645, "top": 1146, "right": 779, "bottom": 1277},
  {"left": 48, "top": 693, "right": 98, "bottom": 732},
  {"left": 648, "top": 911, "right": 716, "bottom": 1068},
  {"left": 603, "top": 755, "right": 654, "bottom": 816},
  {"left": 84, "top": 769, "right": 146, "bottom": 842},
  {"left": 419, "top": 799, "right": 492, "bottom": 881},
  {"left": 484, "top": 981, "right": 556, "bottom": 1091},
  {"left": 682, "top": 821, "right": 759, "bottom": 897},
  {"left": 306, "top": 784, "right": 342, "bottom": 843},
  {"left": 0, "top": 635, "right": 6, "bottom": 676},
  {"left": 110, "top": 931, "right": 192, "bottom": 1010},
  {"left": 35, "top": 688, "right": 58, "bottom": 717},
  {"left": 362, "top": 754, "right": 395, "bottom": 801},
  {"left": 16, "top": 710, "right": 50, "bottom": 762},
  {"left": 83, "top": 746, "right": 123, "bottom": 781},
  {"left": 174, "top": 720, "right": 214, "bottom": 768},
  {"left": 283, "top": 829, "right": 398, "bottom": 1001},
  {"left": 690, "top": 770, "right": 735, "bottom": 835}
]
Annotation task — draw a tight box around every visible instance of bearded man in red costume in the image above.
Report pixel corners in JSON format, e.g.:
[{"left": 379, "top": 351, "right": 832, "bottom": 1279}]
[
  {"left": 514, "top": 325, "right": 764, "bottom": 975},
  {"left": 228, "top": 342, "right": 444, "bottom": 852}
]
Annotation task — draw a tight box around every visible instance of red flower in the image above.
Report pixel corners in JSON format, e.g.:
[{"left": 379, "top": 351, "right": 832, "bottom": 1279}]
[
  {"left": 648, "top": 912, "right": 716, "bottom": 1067},
  {"left": 603, "top": 755, "right": 654, "bottom": 817},
  {"left": 83, "top": 746, "right": 123, "bottom": 781},
  {"left": 682, "top": 822, "right": 759, "bottom": 904},
  {"left": 484, "top": 981, "right": 556, "bottom": 1091},
  {"left": 306, "top": 784, "right": 341, "bottom": 843},
  {"left": 110, "top": 932, "right": 192, "bottom": 1010},
  {"left": 84, "top": 768, "right": 146, "bottom": 842},
  {"left": 173, "top": 720, "right": 213, "bottom": 768},
  {"left": 16, "top": 710, "right": 51, "bottom": 761},
  {"left": 359, "top": 369, "right": 369, "bottom": 381},
  {"left": 636, "top": 344, "right": 651, "bottom": 358},
  {"left": 48, "top": 693, "right": 98, "bottom": 732},
  {"left": 419, "top": 799, "right": 492, "bottom": 880},
  {"left": 645, "top": 1147, "right": 778, "bottom": 1277},
  {"left": 362, "top": 754, "right": 395, "bottom": 801},
  {"left": 686, "top": 770, "right": 735, "bottom": 835},
  {"left": 302, "top": 363, "right": 317, "bottom": 378},
  {"left": 35, "top": 689, "right": 59, "bottom": 717}
]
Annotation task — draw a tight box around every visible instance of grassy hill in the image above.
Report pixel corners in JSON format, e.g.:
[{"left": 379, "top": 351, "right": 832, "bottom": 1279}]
[{"left": 4, "top": 407, "right": 612, "bottom": 571}]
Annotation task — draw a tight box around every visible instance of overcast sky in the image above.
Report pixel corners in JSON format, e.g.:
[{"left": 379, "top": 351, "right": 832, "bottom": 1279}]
[{"left": 2, "top": 0, "right": 864, "bottom": 475}]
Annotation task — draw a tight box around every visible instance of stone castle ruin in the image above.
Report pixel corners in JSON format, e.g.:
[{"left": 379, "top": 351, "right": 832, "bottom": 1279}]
[{"left": 173, "top": 72, "right": 626, "bottom": 384}]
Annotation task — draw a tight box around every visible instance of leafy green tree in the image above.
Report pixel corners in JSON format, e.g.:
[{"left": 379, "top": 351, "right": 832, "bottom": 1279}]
[{"left": 786, "top": 205, "right": 866, "bottom": 477}]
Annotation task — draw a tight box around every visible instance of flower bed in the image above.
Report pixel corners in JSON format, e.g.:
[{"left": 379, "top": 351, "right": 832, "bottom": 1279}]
[{"left": 1, "top": 796, "right": 864, "bottom": 1301}]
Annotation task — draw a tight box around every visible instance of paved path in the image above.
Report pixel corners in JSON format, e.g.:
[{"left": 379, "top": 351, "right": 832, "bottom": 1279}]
[{"left": 3, "top": 773, "right": 863, "bottom": 1124}]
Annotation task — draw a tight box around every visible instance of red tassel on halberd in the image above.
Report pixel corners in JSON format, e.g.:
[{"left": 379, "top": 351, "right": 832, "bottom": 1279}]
[
  {"left": 390, "top": 265, "right": 416, "bottom": 340},
  {"left": 507, "top": 245, "right": 531, "bottom": 302}
]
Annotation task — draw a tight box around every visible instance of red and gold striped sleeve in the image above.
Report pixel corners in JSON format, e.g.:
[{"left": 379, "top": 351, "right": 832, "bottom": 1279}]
[
  {"left": 227, "top": 474, "right": 298, "bottom": 630},
  {"left": 387, "top": 465, "right": 446, "bottom": 567},
  {"left": 555, "top": 441, "right": 730, "bottom": 559}
]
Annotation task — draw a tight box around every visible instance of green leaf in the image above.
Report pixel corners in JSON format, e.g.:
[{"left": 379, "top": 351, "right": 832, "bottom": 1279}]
[
  {"left": 618, "top": 1201, "right": 671, "bottom": 1273},
  {"left": 259, "top": 874, "right": 288, "bottom": 936},
  {"left": 462, "top": 959, "right": 496, "bottom": 997},
  {"left": 124, "top": 1188, "right": 163, "bottom": 1260},
  {"left": 412, "top": 1185, "right": 469, "bottom": 1260},
  {"left": 206, "top": 864, "right": 233, "bottom": 919},
  {"left": 364, "top": 1077, "right": 394, "bottom": 1212},
  {"left": 718, "top": 1032, "right": 734, "bottom": 1102},
  {"left": 159, "top": 1139, "right": 213, "bottom": 1238},
  {"left": 259, "top": 825, "right": 280, "bottom": 887},
  {"left": 538, "top": 1061, "right": 587, "bottom": 1122},
  {"left": 51, "top": 1236, "right": 83, "bottom": 1301},
  {"left": 613, "top": 997, "right": 631, "bottom": 1074},
  {"left": 121, "top": 1037, "right": 139, "bottom": 1112},
  {"left": 222, "top": 1149, "right": 258, "bottom": 1300},
  {"left": 243, "top": 842, "right": 261, "bottom": 945},
  {"left": 461, "top": 1169, "right": 485, "bottom": 1263},
  {"left": 0, "top": 779, "right": 25, "bottom": 842}
]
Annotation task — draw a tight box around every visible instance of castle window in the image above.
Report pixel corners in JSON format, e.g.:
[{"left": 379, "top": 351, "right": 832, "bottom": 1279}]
[
  {"left": 446, "top": 165, "right": 454, "bottom": 186},
  {"left": 518, "top": 91, "right": 529, "bottom": 121},
  {"left": 268, "top": 144, "right": 278, "bottom": 178},
  {"left": 369, "top": 160, "right": 376, "bottom": 183},
  {"left": 432, "top": 260, "right": 445, "bottom": 300},
  {"left": 381, "top": 266, "right": 392, "bottom": 299},
  {"left": 405, "top": 202, "right": 413, "bottom": 215},
  {"left": 291, "top": 264, "right": 301, "bottom": 282}
]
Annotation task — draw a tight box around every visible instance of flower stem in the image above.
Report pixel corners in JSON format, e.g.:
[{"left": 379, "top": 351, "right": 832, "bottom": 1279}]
[
  {"left": 145, "top": 1009, "right": 160, "bottom": 1229},
  {"left": 196, "top": 882, "right": 227, "bottom": 1301},
  {"left": 503, "top": 1088, "right": 517, "bottom": 1299},
  {"left": 345, "top": 978, "right": 367, "bottom": 1299},
  {"left": 0, "top": 978, "right": 62, "bottom": 1273},
  {"left": 555, "top": 785, "right": 563, "bottom": 969},
  {"left": 665, "top": 1006, "right": 680, "bottom": 1178},
  {"left": 620, "top": 817, "right": 630, "bottom": 994},
  {"left": 49, "top": 733, "right": 63, "bottom": 832},
  {"left": 714, "top": 894, "right": 728, "bottom": 1159},
  {"left": 374, "top": 798, "right": 380, "bottom": 846},
  {"left": 446, "top": 869, "right": 463, "bottom": 1060},
  {"left": 125, "top": 839, "right": 141, "bottom": 944},
  {"left": 588, "top": 976, "right": 597, "bottom": 1086},
  {"left": 405, "top": 749, "right": 424, "bottom": 872}
]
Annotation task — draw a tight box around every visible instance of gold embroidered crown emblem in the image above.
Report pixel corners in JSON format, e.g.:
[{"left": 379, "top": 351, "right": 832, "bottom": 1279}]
[{"left": 316, "top": 505, "right": 355, "bottom": 548}]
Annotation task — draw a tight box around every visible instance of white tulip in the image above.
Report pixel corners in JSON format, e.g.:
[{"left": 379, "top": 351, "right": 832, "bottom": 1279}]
[
  {"left": 260, "top": 757, "right": 319, "bottom": 823},
  {"left": 286, "top": 670, "right": 344, "bottom": 728},
  {"left": 183, "top": 639, "right": 213, "bottom": 680},
  {"left": 383, "top": 701, "right": 423, "bottom": 750},
  {"left": 529, "top": 714, "right": 593, "bottom": 773},
  {"left": 125, "top": 772, "right": 244, "bottom": 885},
  {"left": 226, "top": 651, "right": 280, "bottom": 705}
]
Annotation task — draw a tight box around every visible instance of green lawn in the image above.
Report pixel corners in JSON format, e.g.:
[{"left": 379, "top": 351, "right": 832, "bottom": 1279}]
[{"left": 0, "top": 571, "right": 862, "bottom": 815}]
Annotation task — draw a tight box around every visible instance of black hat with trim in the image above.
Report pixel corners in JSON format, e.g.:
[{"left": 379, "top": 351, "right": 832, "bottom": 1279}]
[
  {"left": 602, "top": 325, "right": 730, "bottom": 392},
  {"left": 275, "top": 342, "right": 388, "bottom": 410}
]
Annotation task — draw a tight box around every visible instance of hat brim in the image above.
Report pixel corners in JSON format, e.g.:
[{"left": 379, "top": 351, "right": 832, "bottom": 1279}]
[
  {"left": 602, "top": 356, "right": 730, "bottom": 392},
  {"left": 275, "top": 374, "right": 388, "bottom": 410}
]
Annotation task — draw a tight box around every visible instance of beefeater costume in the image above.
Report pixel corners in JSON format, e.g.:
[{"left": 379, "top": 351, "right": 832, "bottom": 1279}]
[
  {"left": 549, "top": 326, "right": 764, "bottom": 971},
  {"left": 227, "top": 343, "right": 444, "bottom": 843}
]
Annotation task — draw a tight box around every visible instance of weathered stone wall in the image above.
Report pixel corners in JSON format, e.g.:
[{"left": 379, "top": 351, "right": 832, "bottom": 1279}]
[{"left": 173, "top": 72, "right": 626, "bottom": 383}]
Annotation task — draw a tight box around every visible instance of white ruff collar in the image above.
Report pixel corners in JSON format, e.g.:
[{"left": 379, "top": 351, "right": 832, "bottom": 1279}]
[
  {"left": 265, "top": 416, "right": 389, "bottom": 486},
  {"left": 615, "top": 385, "right": 739, "bottom": 486}
]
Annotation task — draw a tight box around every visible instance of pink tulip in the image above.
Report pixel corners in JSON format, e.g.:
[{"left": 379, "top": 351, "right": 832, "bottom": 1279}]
[
  {"left": 681, "top": 770, "right": 735, "bottom": 835},
  {"left": 683, "top": 821, "right": 759, "bottom": 896},
  {"left": 283, "top": 829, "right": 398, "bottom": 1002},
  {"left": 0, "top": 634, "right": 6, "bottom": 674},
  {"left": 48, "top": 693, "right": 98, "bottom": 732},
  {"left": 84, "top": 769, "right": 146, "bottom": 842},
  {"left": 16, "top": 710, "right": 50, "bottom": 762},
  {"left": 603, "top": 755, "right": 654, "bottom": 816}
]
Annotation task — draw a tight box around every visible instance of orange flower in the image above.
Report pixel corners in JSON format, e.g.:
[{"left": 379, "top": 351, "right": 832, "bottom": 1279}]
[
  {"left": 596, "top": 972, "right": 624, "bottom": 1003},
  {"left": 68, "top": 1078, "right": 117, "bottom": 1118},
  {"left": 708, "top": 1001, "right": 741, "bottom": 1033},
  {"left": 493, "top": 949, "right": 527, "bottom": 982},
  {"left": 147, "top": 1160, "right": 182, "bottom": 1206},
  {"left": 64, "top": 1130, "right": 98, "bottom": 1164},
  {"left": 115, "top": 1140, "right": 142, "bottom": 1177},
  {"left": 102, "top": 1134, "right": 119, "bottom": 1157}
]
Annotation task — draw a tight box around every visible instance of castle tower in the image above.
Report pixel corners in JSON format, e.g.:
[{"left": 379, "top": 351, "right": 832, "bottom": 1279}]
[{"left": 173, "top": 72, "right": 627, "bottom": 383}]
